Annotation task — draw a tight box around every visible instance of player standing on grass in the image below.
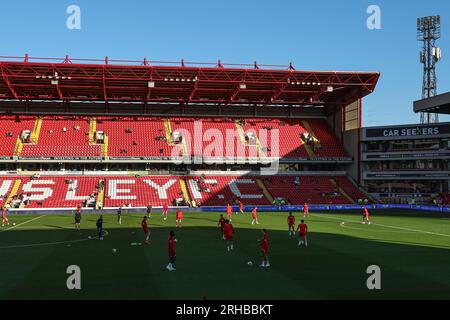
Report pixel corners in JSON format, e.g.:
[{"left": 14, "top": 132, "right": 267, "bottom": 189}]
[
  {"left": 146, "top": 204, "right": 153, "bottom": 218},
  {"left": 166, "top": 230, "right": 178, "bottom": 271},
  {"left": 251, "top": 207, "right": 259, "bottom": 225},
  {"left": 1, "top": 206, "right": 10, "bottom": 227},
  {"left": 96, "top": 215, "right": 104, "bottom": 240},
  {"left": 218, "top": 214, "right": 226, "bottom": 239},
  {"left": 141, "top": 216, "right": 151, "bottom": 244},
  {"left": 297, "top": 219, "right": 308, "bottom": 247},
  {"left": 223, "top": 220, "right": 235, "bottom": 252},
  {"left": 117, "top": 206, "right": 122, "bottom": 225},
  {"left": 362, "top": 206, "right": 371, "bottom": 225},
  {"left": 226, "top": 203, "right": 233, "bottom": 221},
  {"left": 259, "top": 229, "right": 270, "bottom": 267},
  {"left": 303, "top": 202, "right": 310, "bottom": 218},
  {"left": 74, "top": 206, "right": 82, "bottom": 231},
  {"left": 176, "top": 208, "right": 183, "bottom": 227},
  {"left": 287, "top": 212, "right": 296, "bottom": 236},
  {"left": 162, "top": 203, "right": 169, "bottom": 221}
]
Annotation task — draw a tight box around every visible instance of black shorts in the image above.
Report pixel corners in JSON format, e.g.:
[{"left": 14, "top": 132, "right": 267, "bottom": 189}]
[{"left": 75, "top": 219, "right": 81, "bottom": 223}]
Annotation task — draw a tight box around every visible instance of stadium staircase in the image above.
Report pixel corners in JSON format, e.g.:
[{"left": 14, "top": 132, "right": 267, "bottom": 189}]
[
  {"left": 329, "top": 178, "right": 355, "bottom": 204},
  {"left": 96, "top": 179, "right": 105, "bottom": 209},
  {"left": 164, "top": 118, "right": 187, "bottom": 156},
  {"left": 179, "top": 178, "right": 192, "bottom": 206},
  {"left": 29, "top": 117, "right": 43, "bottom": 144},
  {"left": 301, "top": 120, "right": 320, "bottom": 157},
  {"left": 88, "top": 118, "right": 97, "bottom": 144},
  {"left": 235, "top": 121, "right": 266, "bottom": 157},
  {"left": 5, "top": 179, "right": 22, "bottom": 207},
  {"left": 164, "top": 118, "right": 174, "bottom": 145},
  {"left": 101, "top": 135, "right": 109, "bottom": 157},
  {"left": 13, "top": 136, "right": 24, "bottom": 156},
  {"left": 256, "top": 179, "right": 275, "bottom": 203},
  {"left": 235, "top": 121, "right": 248, "bottom": 146}
]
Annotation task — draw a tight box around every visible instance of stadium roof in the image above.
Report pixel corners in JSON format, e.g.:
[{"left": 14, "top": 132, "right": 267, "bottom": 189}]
[
  {"left": 0, "top": 55, "right": 380, "bottom": 106},
  {"left": 413, "top": 91, "right": 450, "bottom": 115}
]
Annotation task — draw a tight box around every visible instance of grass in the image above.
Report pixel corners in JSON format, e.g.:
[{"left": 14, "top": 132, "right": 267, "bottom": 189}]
[{"left": 0, "top": 209, "right": 449, "bottom": 300}]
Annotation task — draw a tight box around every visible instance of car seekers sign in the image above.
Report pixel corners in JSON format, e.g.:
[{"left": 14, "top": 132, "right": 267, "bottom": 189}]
[{"left": 363, "top": 123, "right": 450, "bottom": 141}]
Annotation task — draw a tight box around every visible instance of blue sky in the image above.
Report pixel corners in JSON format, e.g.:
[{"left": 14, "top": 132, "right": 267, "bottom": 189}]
[{"left": 0, "top": 0, "right": 449, "bottom": 126}]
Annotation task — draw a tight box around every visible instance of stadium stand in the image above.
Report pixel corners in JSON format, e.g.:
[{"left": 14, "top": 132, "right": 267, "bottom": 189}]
[
  {"left": 303, "top": 119, "right": 348, "bottom": 157},
  {"left": 0, "top": 174, "right": 371, "bottom": 208},
  {"left": 20, "top": 116, "right": 101, "bottom": 158},
  {"left": 95, "top": 116, "right": 174, "bottom": 157},
  {"left": 103, "top": 176, "right": 183, "bottom": 207},
  {"left": 186, "top": 175, "right": 270, "bottom": 206},
  {"left": 0, "top": 115, "right": 349, "bottom": 159},
  {"left": 0, "top": 115, "right": 35, "bottom": 156}
]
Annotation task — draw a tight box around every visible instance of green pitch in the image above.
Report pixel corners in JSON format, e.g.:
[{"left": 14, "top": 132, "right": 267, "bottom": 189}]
[{"left": 0, "top": 210, "right": 449, "bottom": 299}]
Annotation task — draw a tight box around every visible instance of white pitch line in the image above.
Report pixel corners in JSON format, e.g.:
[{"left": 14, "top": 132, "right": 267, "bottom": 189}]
[
  {"left": 339, "top": 222, "right": 416, "bottom": 234},
  {"left": 0, "top": 215, "right": 45, "bottom": 233},
  {"left": 320, "top": 214, "right": 450, "bottom": 238},
  {"left": 0, "top": 230, "right": 109, "bottom": 250}
]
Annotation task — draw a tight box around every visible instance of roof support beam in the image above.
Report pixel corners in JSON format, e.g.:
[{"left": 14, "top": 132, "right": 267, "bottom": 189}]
[
  {"left": 102, "top": 65, "right": 108, "bottom": 102},
  {"left": 1, "top": 68, "right": 18, "bottom": 99}
]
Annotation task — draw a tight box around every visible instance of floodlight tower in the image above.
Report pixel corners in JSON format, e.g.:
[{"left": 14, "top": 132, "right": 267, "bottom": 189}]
[{"left": 417, "top": 15, "right": 442, "bottom": 124}]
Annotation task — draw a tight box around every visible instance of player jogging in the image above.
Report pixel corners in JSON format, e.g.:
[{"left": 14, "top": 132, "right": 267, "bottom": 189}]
[
  {"left": 239, "top": 200, "right": 244, "bottom": 214},
  {"left": 362, "top": 206, "right": 371, "bottom": 225},
  {"left": 1, "top": 206, "right": 10, "bottom": 227},
  {"left": 96, "top": 215, "right": 104, "bottom": 240},
  {"left": 223, "top": 220, "right": 235, "bottom": 251},
  {"left": 74, "top": 206, "right": 82, "bottom": 231},
  {"left": 162, "top": 203, "right": 169, "bottom": 221},
  {"left": 303, "top": 202, "right": 310, "bottom": 218},
  {"left": 251, "top": 207, "right": 259, "bottom": 225},
  {"left": 176, "top": 209, "right": 183, "bottom": 227},
  {"left": 297, "top": 219, "right": 308, "bottom": 247},
  {"left": 259, "top": 229, "right": 270, "bottom": 267},
  {"left": 166, "top": 230, "right": 178, "bottom": 271},
  {"left": 141, "top": 216, "right": 151, "bottom": 244},
  {"left": 287, "top": 212, "right": 296, "bottom": 236},
  {"left": 218, "top": 214, "right": 226, "bottom": 240},
  {"left": 146, "top": 204, "right": 153, "bottom": 218},
  {"left": 117, "top": 206, "right": 122, "bottom": 225},
  {"left": 226, "top": 203, "right": 232, "bottom": 221}
]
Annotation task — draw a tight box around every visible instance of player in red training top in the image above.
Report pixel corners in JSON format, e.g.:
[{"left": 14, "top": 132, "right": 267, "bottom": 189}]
[
  {"left": 176, "top": 209, "right": 183, "bottom": 227},
  {"left": 251, "top": 207, "right": 259, "bottom": 225},
  {"left": 218, "top": 214, "right": 226, "bottom": 240},
  {"left": 287, "top": 212, "right": 296, "bottom": 236},
  {"left": 362, "top": 207, "right": 371, "bottom": 225},
  {"left": 223, "top": 220, "right": 235, "bottom": 252},
  {"left": 239, "top": 200, "right": 244, "bottom": 214},
  {"left": 166, "top": 230, "right": 178, "bottom": 271},
  {"left": 1, "top": 206, "right": 10, "bottom": 227},
  {"left": 226, "top": 203, "right": 233, "bottom": 222},
  {"left": 259, "top": 229, "right": 270, "bottom": 267},
  {"left": 303, "top": 202, "right": 310, "bottom": 218},
  {"left": 141, "top": 216, "right": 150, "bottom": 244},
  {"left": 162, "top": 203, "right": 169, "bottom": 221},
  {"left": 297, "top": 219, "right": 308, "bottom": 247}
]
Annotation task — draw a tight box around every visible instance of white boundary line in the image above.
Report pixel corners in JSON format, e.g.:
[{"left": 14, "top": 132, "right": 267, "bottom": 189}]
[
  {"left": 339, "top": 221, "right": 416, "bottom": 234},
  {"left": 320, "top": 214, "right": 450, "bottom": 238},
  {"left": 0, "top": 215, "right": 45, "bottom": 233},
  {"left": 0, "top": 230, "right": 109, "bottom": 250}
]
